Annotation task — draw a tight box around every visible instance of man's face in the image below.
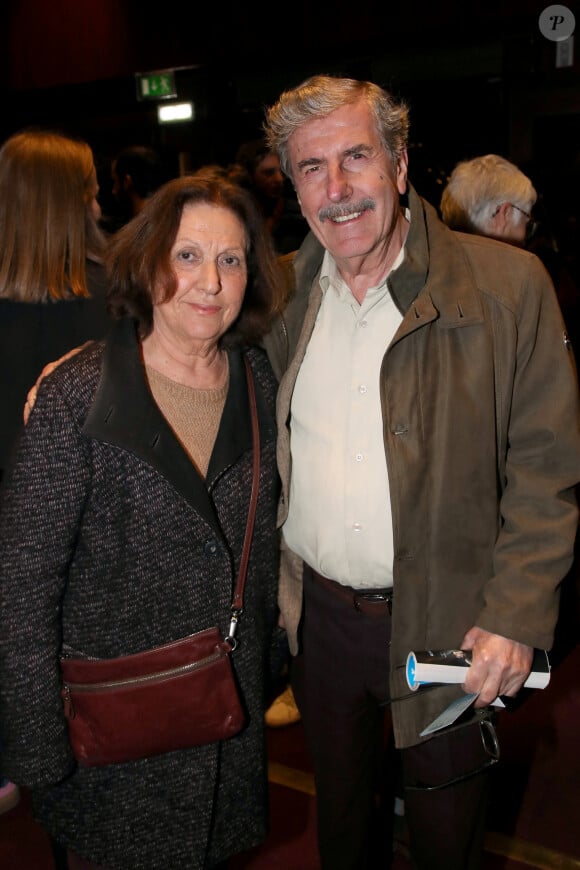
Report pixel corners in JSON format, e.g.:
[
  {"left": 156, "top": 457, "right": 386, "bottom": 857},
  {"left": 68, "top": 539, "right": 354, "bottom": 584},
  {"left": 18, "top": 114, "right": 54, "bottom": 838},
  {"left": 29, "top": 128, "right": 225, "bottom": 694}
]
[
  {"left": 253, "top": 153, "right": 284, "bottom": 200},
  {"left": 287, "top": 97, "right": 408, "bottom": 266}
]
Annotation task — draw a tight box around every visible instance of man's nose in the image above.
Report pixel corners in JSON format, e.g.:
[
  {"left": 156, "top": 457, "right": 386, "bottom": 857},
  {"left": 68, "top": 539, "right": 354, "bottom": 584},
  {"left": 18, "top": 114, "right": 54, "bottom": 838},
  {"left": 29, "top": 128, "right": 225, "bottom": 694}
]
[{"left": 326, "top": 165, "right": 352, "bottom": 202}]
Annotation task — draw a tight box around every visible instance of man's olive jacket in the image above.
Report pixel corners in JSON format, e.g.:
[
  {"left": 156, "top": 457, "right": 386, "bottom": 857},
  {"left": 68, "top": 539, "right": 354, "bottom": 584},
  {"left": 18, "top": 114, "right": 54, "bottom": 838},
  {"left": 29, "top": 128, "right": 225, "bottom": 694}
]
[{"left": 263, "top": 184, "right": 580, "bottom": 748}]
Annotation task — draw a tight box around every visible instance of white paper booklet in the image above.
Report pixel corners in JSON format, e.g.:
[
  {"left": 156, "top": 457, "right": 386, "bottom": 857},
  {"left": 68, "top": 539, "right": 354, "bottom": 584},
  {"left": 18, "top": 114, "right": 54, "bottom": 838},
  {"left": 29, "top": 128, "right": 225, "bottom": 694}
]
[
  {"left": 407, "top": 648, "right": 552, "bottom": 736},
  {"left": 406, "top": 648, "right": 551, "bottom": 692}
]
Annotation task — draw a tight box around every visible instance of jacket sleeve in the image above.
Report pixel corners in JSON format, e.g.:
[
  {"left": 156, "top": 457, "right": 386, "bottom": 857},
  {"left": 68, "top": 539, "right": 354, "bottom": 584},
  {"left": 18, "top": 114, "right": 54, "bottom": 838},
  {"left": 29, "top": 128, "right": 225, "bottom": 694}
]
[
  {"left": 478, "top": 255, "right": 580, "bottom": 649},
  {"left": 0, "top": 378, "right": 91, "bottom": 788}
]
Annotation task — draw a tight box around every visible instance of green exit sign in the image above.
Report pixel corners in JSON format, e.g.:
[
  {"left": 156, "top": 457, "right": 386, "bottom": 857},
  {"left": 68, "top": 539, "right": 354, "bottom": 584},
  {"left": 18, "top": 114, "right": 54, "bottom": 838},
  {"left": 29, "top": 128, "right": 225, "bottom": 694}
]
[{"left": 136, "top": 70, "right": 177, "bottom": 101}]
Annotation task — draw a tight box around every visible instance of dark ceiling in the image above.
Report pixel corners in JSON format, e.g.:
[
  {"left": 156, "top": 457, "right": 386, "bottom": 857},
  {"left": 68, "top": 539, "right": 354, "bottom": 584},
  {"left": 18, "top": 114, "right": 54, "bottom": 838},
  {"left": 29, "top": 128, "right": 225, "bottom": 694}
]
[
  {"left": 0, "top": 0, "right": 578, "bottom": 228},
  {"left": 0, "top": 1, "right": 570, "bottom": 91}
]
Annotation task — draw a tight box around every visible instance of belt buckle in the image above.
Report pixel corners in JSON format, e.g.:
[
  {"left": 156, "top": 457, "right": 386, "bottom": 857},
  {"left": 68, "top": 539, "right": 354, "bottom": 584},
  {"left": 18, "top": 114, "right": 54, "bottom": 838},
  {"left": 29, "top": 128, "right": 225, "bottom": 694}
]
[{"left": 353, "top": 590, "right": 393, "bottom": 614}]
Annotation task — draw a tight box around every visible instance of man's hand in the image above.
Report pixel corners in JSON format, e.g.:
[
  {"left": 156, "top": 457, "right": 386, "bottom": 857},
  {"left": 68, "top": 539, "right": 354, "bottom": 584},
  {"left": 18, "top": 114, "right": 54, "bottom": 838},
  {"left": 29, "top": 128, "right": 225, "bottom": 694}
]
[
  {"left": 460, "top": 626, "right": 533, "bottom": 707},
  {"left": 23, "top": 345, "right": 86, "bottom": 424}
]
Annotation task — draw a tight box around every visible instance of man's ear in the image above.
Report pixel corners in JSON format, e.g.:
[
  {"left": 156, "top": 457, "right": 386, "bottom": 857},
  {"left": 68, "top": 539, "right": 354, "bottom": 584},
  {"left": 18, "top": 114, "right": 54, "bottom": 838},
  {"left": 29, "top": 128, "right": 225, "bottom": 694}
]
[{"left": 396, "top": 149, "right": 409, "bottom": 195}]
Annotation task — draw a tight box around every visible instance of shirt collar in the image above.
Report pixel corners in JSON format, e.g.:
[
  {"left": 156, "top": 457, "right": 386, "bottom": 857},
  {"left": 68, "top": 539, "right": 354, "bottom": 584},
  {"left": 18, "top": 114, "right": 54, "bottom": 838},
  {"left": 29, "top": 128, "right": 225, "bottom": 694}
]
[{"left": 319, "top": 209, "right": 409, "bottom": 301}]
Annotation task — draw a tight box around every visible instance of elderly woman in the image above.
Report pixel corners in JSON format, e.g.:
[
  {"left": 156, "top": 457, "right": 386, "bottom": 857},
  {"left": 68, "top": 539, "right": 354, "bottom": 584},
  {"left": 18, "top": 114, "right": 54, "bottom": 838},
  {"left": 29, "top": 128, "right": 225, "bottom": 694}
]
[{"left": 0, "top": 175, "right": 286, "bottom": 869}]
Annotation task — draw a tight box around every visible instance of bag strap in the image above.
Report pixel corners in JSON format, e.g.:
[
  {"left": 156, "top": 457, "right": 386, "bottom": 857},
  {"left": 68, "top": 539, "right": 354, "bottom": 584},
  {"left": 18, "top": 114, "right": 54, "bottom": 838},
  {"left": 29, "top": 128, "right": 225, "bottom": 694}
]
[{"left": 225, "top": 354, "right": 261, "bottom": 646}]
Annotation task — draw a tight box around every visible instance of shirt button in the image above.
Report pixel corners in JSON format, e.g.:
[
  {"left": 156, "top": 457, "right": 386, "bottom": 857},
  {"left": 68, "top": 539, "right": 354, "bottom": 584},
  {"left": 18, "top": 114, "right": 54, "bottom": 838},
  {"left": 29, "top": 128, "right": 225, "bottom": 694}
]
[
  {"left": 359, "top": 320, "right": 368, "bottom": 328},
  {"left": 355, "top": 453, "right": 363, "bottom": 462},
  {"left": 352, "top": 522, "right": 362, "bottom": 532},
  {"left": 359, "top": 385, "right": 367, "bottom": 394}
]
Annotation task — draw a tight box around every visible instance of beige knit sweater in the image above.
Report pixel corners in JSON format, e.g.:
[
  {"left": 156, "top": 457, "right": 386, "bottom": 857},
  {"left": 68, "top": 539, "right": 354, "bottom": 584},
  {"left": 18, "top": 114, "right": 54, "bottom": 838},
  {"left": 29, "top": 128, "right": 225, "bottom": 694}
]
[{"left": 146, "top": 366, "right": 227, "bottom": 477}]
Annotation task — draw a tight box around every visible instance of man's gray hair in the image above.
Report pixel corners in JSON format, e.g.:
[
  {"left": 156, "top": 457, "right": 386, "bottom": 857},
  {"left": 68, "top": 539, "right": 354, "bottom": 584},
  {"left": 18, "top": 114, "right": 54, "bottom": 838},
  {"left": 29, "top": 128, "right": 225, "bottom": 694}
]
[
  {"left": 440, "top": 154, "right": 537, "bottom": 234},
  {"left": 264, "top": 75, "right": 409, "bottom": 178}
]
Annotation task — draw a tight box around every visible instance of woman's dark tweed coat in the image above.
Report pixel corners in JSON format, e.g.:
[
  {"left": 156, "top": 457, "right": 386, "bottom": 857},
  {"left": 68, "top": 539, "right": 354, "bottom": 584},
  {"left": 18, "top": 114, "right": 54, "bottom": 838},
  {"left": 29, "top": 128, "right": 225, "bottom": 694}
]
[{"left": 0, "top": 318, "right": 281, "bottom": 869}]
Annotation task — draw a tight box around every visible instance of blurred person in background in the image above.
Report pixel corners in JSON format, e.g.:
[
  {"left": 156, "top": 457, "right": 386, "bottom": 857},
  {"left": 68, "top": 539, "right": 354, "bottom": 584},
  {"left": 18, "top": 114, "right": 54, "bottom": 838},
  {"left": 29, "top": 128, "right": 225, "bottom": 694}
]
[
  {"left": 441, "top": 151, "right": 580, "bottom": 357},
  {"left": 440, "top": 153, "right": 537, "bottom": 247},
  {"left": 0, "top": 127, "right": 109, "bottom": 481},
  {"left": 440, "top": 154, "right": 580, "bottom": 348},
  {"left": 0, "top": 126, "right": 110, "bottom": 823},
  {"left": 100, "top": 144, "right": 169, "bottom": 234},
  {"left": 234, "top": 137, "right": 308, "bottom": 255}
]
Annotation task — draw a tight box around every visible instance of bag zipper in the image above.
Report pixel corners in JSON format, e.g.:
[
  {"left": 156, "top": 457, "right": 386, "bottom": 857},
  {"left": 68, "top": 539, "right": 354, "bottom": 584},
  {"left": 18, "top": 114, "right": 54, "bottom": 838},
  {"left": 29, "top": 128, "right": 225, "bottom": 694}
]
[{"left": 62, "top": 646, "right": 226, "bottom": 719}]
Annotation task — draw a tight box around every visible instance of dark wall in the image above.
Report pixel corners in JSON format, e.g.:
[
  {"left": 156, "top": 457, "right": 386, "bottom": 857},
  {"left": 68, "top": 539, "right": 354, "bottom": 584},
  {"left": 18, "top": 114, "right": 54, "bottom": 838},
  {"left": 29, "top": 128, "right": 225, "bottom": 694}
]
[
  {"left": 1, "top": 0, "right": 579, "bottom": 235},
  {"left": 0, "top": 2, "right": 544, "bottom": 90}
]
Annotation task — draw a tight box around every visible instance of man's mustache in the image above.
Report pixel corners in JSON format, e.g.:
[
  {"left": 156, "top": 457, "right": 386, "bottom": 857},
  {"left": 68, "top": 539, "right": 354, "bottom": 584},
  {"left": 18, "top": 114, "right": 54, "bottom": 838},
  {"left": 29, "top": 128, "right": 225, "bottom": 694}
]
[{"left": 318, "top": 199, "right": 375, "bottom": 222}]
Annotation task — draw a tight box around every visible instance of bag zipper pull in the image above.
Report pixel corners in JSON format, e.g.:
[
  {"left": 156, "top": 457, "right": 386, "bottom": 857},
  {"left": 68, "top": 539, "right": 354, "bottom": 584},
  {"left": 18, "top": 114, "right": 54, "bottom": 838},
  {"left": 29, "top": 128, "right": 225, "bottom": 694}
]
[{"left": 226, "top": 609, "right": 242, "bottom": 650}]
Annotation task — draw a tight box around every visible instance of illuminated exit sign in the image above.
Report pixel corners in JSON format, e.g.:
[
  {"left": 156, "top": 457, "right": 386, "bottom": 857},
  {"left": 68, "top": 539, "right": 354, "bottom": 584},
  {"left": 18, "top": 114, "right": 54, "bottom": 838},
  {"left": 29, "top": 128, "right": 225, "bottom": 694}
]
[{"left": 136, "top": 70, "right": 177, "bottom": 101}]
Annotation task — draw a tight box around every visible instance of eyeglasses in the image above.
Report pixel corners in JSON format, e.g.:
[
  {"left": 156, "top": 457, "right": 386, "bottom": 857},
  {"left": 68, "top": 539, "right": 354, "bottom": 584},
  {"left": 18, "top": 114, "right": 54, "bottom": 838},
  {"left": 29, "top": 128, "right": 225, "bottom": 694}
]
[
  {"left": 492, "top": 202, "right": 537, "bottom": 239},
  {"left": 492, "top": 202, "right": 531, "bottom": 221},
  {"left": 509, "top": 203, "right": 532, "bottom": 222},
  {"left": 513, "top": 204, "right": 538, "bottom": 240}
]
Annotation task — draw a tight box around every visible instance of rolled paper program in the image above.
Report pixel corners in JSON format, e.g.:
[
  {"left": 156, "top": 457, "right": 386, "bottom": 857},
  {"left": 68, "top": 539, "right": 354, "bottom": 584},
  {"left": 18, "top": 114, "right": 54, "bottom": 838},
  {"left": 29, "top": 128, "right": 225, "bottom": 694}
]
[{"left": 406, "top": 648, "right": 551, "bottom": 691}]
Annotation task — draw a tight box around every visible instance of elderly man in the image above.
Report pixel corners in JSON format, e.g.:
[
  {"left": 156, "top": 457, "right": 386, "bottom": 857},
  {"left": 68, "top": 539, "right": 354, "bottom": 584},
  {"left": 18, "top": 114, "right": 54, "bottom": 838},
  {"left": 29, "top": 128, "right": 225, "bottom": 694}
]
[
  {"left": 440, "top": 153, "right": 537, "bottom": 246},
  {"left": 263, "top": 75, "right": 580, "bottom": 870}
]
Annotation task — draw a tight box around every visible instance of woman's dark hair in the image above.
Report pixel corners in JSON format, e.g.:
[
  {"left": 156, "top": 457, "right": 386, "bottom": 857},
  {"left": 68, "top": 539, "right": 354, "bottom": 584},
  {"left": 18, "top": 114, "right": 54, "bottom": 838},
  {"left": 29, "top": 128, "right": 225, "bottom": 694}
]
[{"left": 106, "top": 174, "right": 286, "bottom": 346}]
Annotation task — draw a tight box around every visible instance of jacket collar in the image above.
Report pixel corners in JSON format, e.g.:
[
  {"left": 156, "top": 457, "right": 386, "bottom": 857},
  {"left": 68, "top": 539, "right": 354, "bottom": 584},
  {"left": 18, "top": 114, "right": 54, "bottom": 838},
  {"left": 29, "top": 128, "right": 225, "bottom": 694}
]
[
  {"left": 294, "top": 183, "right": 484, "bottom": 330},
  {"left": 390, "top": 185, "right": 484, "bottom": 331},
  {"left": 82, "top": 318, "right": 263, "bottom": 531}
]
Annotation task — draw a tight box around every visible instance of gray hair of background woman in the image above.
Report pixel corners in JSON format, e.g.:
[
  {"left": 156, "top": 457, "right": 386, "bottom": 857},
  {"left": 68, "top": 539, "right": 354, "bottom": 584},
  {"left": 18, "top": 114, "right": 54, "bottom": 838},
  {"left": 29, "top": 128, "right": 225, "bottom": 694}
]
[
  {"left": 440, "top": 154, "right": 537, "bottom": 235},
  {"left": 263, "top": 75, "right": 410, "bottom": 179}
]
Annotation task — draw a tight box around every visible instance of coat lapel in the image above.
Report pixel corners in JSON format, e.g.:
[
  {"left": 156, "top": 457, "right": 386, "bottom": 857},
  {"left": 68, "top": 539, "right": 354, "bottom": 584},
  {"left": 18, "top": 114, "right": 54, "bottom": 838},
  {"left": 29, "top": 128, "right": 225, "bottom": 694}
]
[
  {"left": 389, "top": 187, "right": 484, "bottom": 343},
  {"left": 82, "top": 319, "right": 262, "bottom": 533}
]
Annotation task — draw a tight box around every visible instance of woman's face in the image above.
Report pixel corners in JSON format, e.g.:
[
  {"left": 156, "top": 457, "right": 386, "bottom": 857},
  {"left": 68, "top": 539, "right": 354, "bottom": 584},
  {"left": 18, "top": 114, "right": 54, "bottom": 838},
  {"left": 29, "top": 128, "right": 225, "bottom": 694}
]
[{"left": 152, "top": 202, "right": 248, "bottom": 353}]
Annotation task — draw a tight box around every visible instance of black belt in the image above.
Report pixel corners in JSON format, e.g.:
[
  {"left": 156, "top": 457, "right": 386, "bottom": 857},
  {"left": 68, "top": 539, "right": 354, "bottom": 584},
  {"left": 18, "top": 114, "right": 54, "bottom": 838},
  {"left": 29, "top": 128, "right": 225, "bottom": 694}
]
[{"left": 309, "top": 567, "right": 393, "bottom": 616}]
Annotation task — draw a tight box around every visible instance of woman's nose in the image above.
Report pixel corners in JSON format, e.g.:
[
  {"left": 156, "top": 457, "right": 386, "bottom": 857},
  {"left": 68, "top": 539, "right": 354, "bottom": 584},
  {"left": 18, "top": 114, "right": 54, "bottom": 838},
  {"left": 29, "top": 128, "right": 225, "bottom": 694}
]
[{"left": 198, "top": 260, "right": 221, "bottom": 294}]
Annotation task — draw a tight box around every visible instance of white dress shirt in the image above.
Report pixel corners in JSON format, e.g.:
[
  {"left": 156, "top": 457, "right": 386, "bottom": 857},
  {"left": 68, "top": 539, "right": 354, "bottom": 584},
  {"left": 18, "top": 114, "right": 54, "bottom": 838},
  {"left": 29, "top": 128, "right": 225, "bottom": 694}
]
[{"left": 282, "top": 246, "right": 404, "bottom": 588}]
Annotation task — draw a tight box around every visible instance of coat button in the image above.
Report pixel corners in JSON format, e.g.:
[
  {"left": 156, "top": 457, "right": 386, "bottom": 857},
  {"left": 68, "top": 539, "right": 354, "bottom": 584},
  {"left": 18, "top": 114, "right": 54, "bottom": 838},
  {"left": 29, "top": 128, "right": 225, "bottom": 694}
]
[{"left": 204, "top": 539, "right": 219, "bottom": 557}]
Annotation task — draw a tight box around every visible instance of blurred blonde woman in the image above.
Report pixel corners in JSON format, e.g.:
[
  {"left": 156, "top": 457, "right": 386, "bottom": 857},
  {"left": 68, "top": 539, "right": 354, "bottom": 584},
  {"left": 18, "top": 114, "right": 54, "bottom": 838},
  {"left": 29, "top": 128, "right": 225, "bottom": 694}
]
[{"left": 0, "top": 128, "right": 110, "bottom": 475}]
